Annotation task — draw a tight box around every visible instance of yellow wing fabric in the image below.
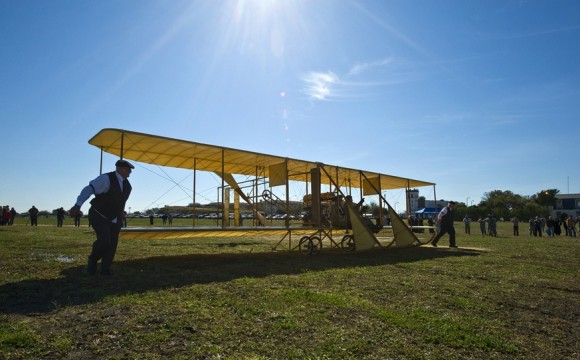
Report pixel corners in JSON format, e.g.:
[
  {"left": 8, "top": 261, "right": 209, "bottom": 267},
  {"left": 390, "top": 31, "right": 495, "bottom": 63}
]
[{"left": 88, "top": 128, "right": 434, "bottom": 191}]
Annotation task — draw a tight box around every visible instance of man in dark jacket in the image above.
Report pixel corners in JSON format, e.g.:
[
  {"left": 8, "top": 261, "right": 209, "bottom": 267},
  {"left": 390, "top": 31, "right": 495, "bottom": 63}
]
[
  {"left": 28, "top": 206, "right": 39, "bottom": 226},
  {"left": 431, "top": 201, "right": 457, "bottom": 248},
  {"left": 69, "top": 159, "right": 134, "bottom": 276}
]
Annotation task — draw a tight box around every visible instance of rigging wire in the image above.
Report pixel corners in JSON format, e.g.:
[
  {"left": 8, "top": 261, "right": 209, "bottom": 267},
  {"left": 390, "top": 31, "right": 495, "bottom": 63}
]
[{"left": 123, "top": 136, "right": 224, "bottom": 209}]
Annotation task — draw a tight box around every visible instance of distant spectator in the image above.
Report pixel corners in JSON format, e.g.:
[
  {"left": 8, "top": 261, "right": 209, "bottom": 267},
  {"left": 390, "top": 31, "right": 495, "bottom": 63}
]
[
  {"left": 9, "top": 207, "right": 17, "bottom": 225},
  {"left": 532, "top": 216, "right": 542, "bottom": 237},
  {"left": 149, "top": 214, "right": 154, "bottom": 225},
  {"left": 567, "top": 216, "right": 576, "bottom": 237},
  {"left": 463, "top": 215, "right": 471, "bottom": 235},
  {"left": 74, "top": 210, "right": 83, "bottom": 227},
  {"left": 562, "top": 215, "right": 569, "bottom": 236},
  {"left": 512, "top": 216, "right": 519, "bottom": 236},
  {"left": 478, "top": 216, "right": 486, "bottom": 236},
  {"left": 56, "top": 207, "right": 65, "bottom": 227},
  {"left": 554, "top": 217, "right": 562, "bottom": 236},
  {"left": 485, "top": 214, "right": 497, "bottom": 237},
  {"left": 28, "top": 206, "right": 39, "bottom": 226},
  {"left": 546, "top": 216, "right": 555, "bottom": 237},
  {"left": 1, "top": 206, "right": 10, "bottom": 225}
]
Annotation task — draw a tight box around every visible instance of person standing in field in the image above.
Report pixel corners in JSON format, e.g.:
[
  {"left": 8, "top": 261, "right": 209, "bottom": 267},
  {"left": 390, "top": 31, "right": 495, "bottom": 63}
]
[
  {"left": 69, "top": 159, "right": 134, "bottom": 276},
  {"left": 546, "top": 216, "right": 555, "bottom": 237},
  {"left": 532, "top": 216, "right": 542, "bottom": 237},
  {"left": 56, "top": 207, "right": 65, "bottom": 227},
  {"left": 567, "top": 216, "right": 576, "bottom": 237},
  {"left": 512, "top": 216, "right": 520, "bottom": 236},
  {"left": 554, "top": 216, "right": 562, "bottom": 236},
  {"left": 431, "top": 201, "right": 457, "bottom": 248},
  {"left": 74, "top": 210, "right": 83, "bottom": 227},
  {"left": 28, "top": 205, "right": 39, "bottom": 226},
  {"left": 477, "top": 216, "right": 486, "bottom": 236},
  {"left": 1, "top": 206, "right": 10, "bottom": 225},
  {"left": 486, "top": 214, "right": 497, "bottom": 237},
  {"left": 561, "top": 215, "right": 569, "bottom": 236},
  {"left": 463, "top": 215, "right": 471, "bottom": 235},
  {"left": 9, "top": 207, "right": 17, "bottom": 225}
]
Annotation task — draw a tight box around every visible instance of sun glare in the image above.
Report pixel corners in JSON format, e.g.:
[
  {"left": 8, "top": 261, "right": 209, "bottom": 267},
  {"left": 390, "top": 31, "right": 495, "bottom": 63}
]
[{"left": 228, "top": 0, "right": 303, "bottom": 59}]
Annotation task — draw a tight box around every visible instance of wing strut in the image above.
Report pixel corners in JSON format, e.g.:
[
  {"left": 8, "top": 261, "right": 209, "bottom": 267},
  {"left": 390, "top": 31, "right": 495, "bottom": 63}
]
[{"left": 215, "top": 172, "right": 271, "bottom": 226}]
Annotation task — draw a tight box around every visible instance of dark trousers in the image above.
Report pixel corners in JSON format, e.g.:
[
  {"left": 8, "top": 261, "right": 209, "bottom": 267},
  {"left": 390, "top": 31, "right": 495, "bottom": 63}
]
[
  {"left": 88, "top": 209, "right": 121, "bottom": 273},
  {"left": 432, "top": 224, "right": 456, "bottom": 247}
]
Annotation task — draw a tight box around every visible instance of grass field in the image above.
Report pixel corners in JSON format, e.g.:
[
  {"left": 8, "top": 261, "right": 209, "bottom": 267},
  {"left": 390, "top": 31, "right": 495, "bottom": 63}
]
[{"left": 0, "top": 219, "right": 578, "bottom": 359}]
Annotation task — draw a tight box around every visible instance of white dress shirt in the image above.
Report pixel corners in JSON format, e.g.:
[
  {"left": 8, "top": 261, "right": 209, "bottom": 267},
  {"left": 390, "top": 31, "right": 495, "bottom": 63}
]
[{"left": 75, "top": 171, "right": 125, "bottom": 222}]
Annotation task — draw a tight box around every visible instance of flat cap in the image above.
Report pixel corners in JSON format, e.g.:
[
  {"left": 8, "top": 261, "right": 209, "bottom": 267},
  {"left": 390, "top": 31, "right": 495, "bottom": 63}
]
[{"left": 115, "top": 159, "right": 135, "bottom": 169}]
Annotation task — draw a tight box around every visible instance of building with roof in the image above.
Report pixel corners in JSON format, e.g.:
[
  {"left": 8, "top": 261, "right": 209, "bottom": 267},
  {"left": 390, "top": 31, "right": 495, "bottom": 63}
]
[{"left": 551, "top": 193, "right": 580, "bottom": 219}]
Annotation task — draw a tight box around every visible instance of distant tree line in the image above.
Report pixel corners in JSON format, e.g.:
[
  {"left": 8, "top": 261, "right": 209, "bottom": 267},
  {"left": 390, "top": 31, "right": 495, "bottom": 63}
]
[
  {"left": 454, "top": 189, "right": 560, "bottom": 221},
  {"left": 368, "top": 189, "right": 560, "bottom": 222}
]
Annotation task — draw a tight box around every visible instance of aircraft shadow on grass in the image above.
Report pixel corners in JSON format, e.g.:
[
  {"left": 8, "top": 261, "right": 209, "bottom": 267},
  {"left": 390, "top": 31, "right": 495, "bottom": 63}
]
[{"left": 0, "top": 247, "right": 482, "bottom": 315}]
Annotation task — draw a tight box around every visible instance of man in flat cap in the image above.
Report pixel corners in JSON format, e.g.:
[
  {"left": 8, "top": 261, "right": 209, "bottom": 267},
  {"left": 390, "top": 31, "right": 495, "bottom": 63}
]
[
  {"left": 69, "top": 159, "right": 134, "bottom": 275},
  {"left": 431, "top": 201, "right": 458, "bottom": 248}
]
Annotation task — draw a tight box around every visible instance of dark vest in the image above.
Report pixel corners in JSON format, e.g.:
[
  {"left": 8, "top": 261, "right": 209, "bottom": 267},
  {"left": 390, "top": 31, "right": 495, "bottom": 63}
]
[
  {"left": 440, "top": 206, "right": 454, "bottom": 227},
  {"left": 90, "top": 172, "right": 131, "bottom": 221}
]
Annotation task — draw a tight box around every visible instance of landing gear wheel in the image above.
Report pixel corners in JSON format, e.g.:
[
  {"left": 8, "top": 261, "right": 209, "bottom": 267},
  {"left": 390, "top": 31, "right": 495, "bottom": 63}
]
[
  {"left": 298, "top": 236, "right": 321, "bottom": 255},
  {"left": 309, "top": 236, "right": 321, "bottom": 255},
  {"left": 341, "top": 235, "right": 355, "bottom": 252},
  {"left": 299, "top": 236, "right": 313, "bottom": 255}
]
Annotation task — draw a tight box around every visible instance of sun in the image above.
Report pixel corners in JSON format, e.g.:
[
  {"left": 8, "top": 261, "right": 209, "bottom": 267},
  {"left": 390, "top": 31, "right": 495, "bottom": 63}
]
[{"left": 227, "top": 0, "right": 303, "bottom": 58}]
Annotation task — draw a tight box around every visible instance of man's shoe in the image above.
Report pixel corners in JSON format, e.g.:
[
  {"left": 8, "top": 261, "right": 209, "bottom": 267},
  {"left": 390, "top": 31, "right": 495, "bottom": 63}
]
[
  {"left": 84, "top": 267, "right": 96, "bottom": 275},
  {"left": 100, "top": 270, "right": 114, "bottom": 276},
  {"left": 449, "top": 245, "right": 458, "bottom": 248},
  {"left": 431, "top": 243, "right": 438, "bottom": 247}
]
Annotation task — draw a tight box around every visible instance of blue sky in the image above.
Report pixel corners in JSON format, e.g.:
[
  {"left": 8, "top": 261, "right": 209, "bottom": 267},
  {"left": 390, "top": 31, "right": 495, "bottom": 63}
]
[{"left": 2, "top": 0, "right": 579, "bottom": 214}]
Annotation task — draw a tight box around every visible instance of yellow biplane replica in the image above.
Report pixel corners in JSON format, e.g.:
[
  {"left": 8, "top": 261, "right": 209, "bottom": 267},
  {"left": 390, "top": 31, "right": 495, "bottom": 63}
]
[{"left": 88, "top": 128, "right": 437, "bottom": 254}]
